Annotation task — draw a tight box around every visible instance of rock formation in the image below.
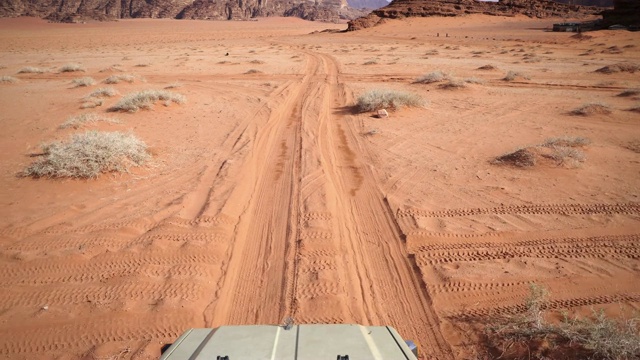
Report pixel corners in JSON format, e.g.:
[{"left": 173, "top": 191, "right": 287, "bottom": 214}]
[
  {"left": 347, "top": 0, "right": 606, "bottom": 30},
  {"left": 602, "top": 0, "right": 640, "bottom": 27},
  {"left": 0, "top": 0, "right": 368, "bottom": 23}
]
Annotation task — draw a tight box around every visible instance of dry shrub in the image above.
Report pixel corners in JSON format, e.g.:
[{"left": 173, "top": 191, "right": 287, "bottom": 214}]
[
  {"left": 71, "top": 77, "right": 96, "bottom": 87},
  {"left": 0, "top": 75, "right": 18, "bottom": 83},
  {"left": 595, "top": 63, "right": 639, "bottom": 74},
  {"left": 617, "top": 89, "right": 640, "bottom": 98},
  {"left": 245, "top": 69, "right": 262, "bottom": 74},
  {"left": 629, "top": 105, "right": 640, "bottom": 113},
  {"left": 571, "top": 103, "right": 612, "bottom": 116},
  {"left": 59, "top": 63, "right": 85, "bottom": 73},
  {"left": 439, "top": 79, "right": 466, "bottom": 89},
  {"left": 363, "top": 60, "right": 378, "bottom": 65},
  {"left": 485, "top": 284, "right": 640, "bottom": 360},
  {"left": 625, "top": 140, "right": 640, "bottom": 153},
  {"left": 415, "top": 70, "right": 452, "bottom": 84},
  {"left": 18, "top": 67, "right": 45, "bottom": 74},
  {"left": 59, "top": 113, "right": 119, "bottom": 129},
  {"left": 543, "top": 136, "right": 591, "bottom": 148},
  {"left": 464, "top": 77, "right": 484, "bottom": 84},
  {"left": 108, "top": 90, "right": 185, "bottom": 112},
  {"left": 104, "top": 74, "right": 135, "bottom": 84},
  {"left": 356, "top": 89, "right": 426, "bottom": 112},
  {"left": 249, "top": 60, "right": 265, "bottom": 64},
  {"left": 424, "top": 49, "right": 439, "bottom": 55},
  {"left": 87, "top": 87, "right": 118, "bottom": 98},
  {"left": 503, "top": 71, "right": 530, "bottom": 81},
  {"left": 477, "top": 64, "right": 497, "bottom": 70},
  {"left": 23, "top": 131, "right": 149, "bottom": 178},
  {"left": 492, "top": 148, "right": 536, "bottom": 167}
]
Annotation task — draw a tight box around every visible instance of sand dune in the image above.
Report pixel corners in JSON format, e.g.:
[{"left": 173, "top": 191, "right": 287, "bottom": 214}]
[{"left": 0, "top": 15, "right": 638, "bottom": 359}]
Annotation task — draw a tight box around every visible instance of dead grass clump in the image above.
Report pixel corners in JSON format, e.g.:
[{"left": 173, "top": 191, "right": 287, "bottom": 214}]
[
  {"left": 424, "top": 49, "right": 439, "bottom": 55},
  {"left": 87, "top": 87, "right": 118, "bottom": 98},
  {"left": 543, "top": 136, "right": 591, "bottom": 148},
  {"left": 59, "top": 113, "right": 119, "bottom": 129},
  {"left": 463, "top": 77, "right": 484, "bottom": 85},
  {"left": 71, "top": 77, "right": 96, "bottom": 87},
  {"left": 439, "top": 79, "right": 467, "bottom": 89},
  {"left": 503, "top": 71, "right": 530, "bottom": 81},
  {"left": 109, "top": 90, "right": 185, "bottom": 112},
  {"left": 356, "top": 89, "right": 425, "bottom": 112},
  {"left": 571, "top": 103, "right": 612, "bottom": 116},
  {"left": 485, "top": 284, "right": 640, "bottom": 360},
  {"left": 363, "top": 60, "right": 378, "bottom": 65},
  {"left": 59, "top": 63, "right": 85, "bottom": 73},
  {"left": 625, "top": 140, "right": 640, "bottom": 153},
  {"left": 415, "top": 70, "right": 452, "bottom": 84},
  {"left": 164, "top": 82, "right": 183, "bottom": 89},
  {"left": 18, "top": 67, "right": 46, "bottom": 74},
  {"left": 617, "top": 89, "right": 640, "bottom": 98},
  {"left": 103, "top": 74, "right": 135, "bottom": 84},
  {"left": 595, "top": 63, "right": 639, "bottom": 74},
  {"left": 23, "top": 131, "right": 149, "bottom": 178},
  {"left": 477, "top": 64, "right": 497, "bottom": 70},
  {"left": 80, "top": 99, "right": 103, "bottom": 109},
  {"left": 492, "top": 148, "right": 537, "bottom": 167},
  {"left": 0, "top": 75, "right": 19, "bottom": 83},
  {"left": 244, "top": 69, "right": 262, "bottom": 74}
]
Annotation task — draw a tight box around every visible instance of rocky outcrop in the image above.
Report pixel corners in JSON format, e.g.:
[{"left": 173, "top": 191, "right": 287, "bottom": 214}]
[
  {"left": 602, "top": 0, "right": 640, "bottom": 27},
  {"left": 348, "top": 0, "right": 606, "bottom": 30},
  {"left": 0, "top": 0, "right": 366, "bottom": 22},
  {"left": 554, "top": 0, "right": 613, "bottom": 6}
]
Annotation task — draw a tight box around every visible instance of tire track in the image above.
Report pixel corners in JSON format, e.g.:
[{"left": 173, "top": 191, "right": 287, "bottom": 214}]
[{"left": 398, "top": 202, "right": 640, "bottom": 218}]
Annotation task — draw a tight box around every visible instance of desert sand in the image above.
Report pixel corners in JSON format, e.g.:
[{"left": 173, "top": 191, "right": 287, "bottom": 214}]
[{"left": 0, "top": 15, "right": 638, "bottom": 359}]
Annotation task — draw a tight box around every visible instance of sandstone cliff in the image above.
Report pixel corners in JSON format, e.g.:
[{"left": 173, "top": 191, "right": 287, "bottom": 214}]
[
  {"left": 347, "top": 0, "right": 606, "bottom": 30},
  {"left": 0, "top": 0, "right": 368, "bottom": 22}
]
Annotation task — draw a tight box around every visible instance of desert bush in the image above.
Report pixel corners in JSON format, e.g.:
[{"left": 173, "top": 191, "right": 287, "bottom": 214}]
[
  {"left": 71, "top": 77, "right": 96, "bottom": 87},
  {"left": 109, "top": 90, "right": 185, "bottom": 112},
  {"left": 59, "top": 113, "right": 119, "bottom": 129},
  {"left": 492, "top": 148, "right": 537, "bottom": 167},
  {"left": 164, "top": 82, "right": 183, "bottom": 89},
  {"left": 439, "top": 79, "right": 466, "bottom": 89},
  {"left": 503, "top": 71, "right": 530, "bottom": 81},
  {"left": 543, "top": 136, "right": 591, "bottom": 148},
  {"left": 485, "top": 284, "right": 640, "bottom": 360},
  {"left": 23, "top": 131, "right": 149, "bottom": 178},
  {"left": 595, "top": 63, "right": 639, "bottom": 74},
  {"left": 617, "top": 89, "right": 640, "bottom": 97},
  {"left": 103, "top": 74, "right": 135, "bottom": 84},
  {"left": 356, "top": 89, "right": 426, "bottom": 112},
  {"left": 0, "top": 75, "right": 18, "bottom": 83},
  {"left": 415, "top": 70, "right": 451, "bottom": 84},
  {"left": 87, "top": 87, "right": 118, "bottom": 98},
  {"left": 80, "top": 99, "right": 104, "bottom": 109},
  {"left": 571, "top": 103, "right": 612, "bottom": 116},
  {"left": 463, "top": 77, "right": 484, "bottom": 84},
  {"left": 477, "top": 64, "right": 497, "bottom": 70},
  {"left": 59, "top": 63, "right": 85, "bottom": 72},
  {"left": 17, "top": 67, "right": 45, "bottom": 74}
]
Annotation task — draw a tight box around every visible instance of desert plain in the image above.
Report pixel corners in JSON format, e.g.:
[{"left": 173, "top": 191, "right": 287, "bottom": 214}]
[{"left": 0, "top": 14, "right": 639, "bottom": 359}]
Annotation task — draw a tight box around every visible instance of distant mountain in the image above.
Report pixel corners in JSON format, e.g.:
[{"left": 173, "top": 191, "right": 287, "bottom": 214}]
[
  {"left": 0, "top": 0, "right": 369, "bottom": 23},
  {"left": 348, "top": 0, "right": 605, "bottom": 31},
  {"left": 347, "top": 0, "right": 389, "bottom": 10}
]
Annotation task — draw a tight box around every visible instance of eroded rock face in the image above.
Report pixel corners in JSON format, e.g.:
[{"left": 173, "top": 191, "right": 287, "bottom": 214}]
[
  {"left": 602, "top": 0, "right": 640, "bottom": 27},
  {"left": 0, "top": 0, "right": 366, "bottom": 22},
  {"left": 347, "top": 0, "right": 606, "bottom": 30}
]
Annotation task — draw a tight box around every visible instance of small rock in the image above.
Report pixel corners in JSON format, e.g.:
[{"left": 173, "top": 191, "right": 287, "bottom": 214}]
[{"left": 377, "top": 109, "right": 389, "bottom": 118}]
